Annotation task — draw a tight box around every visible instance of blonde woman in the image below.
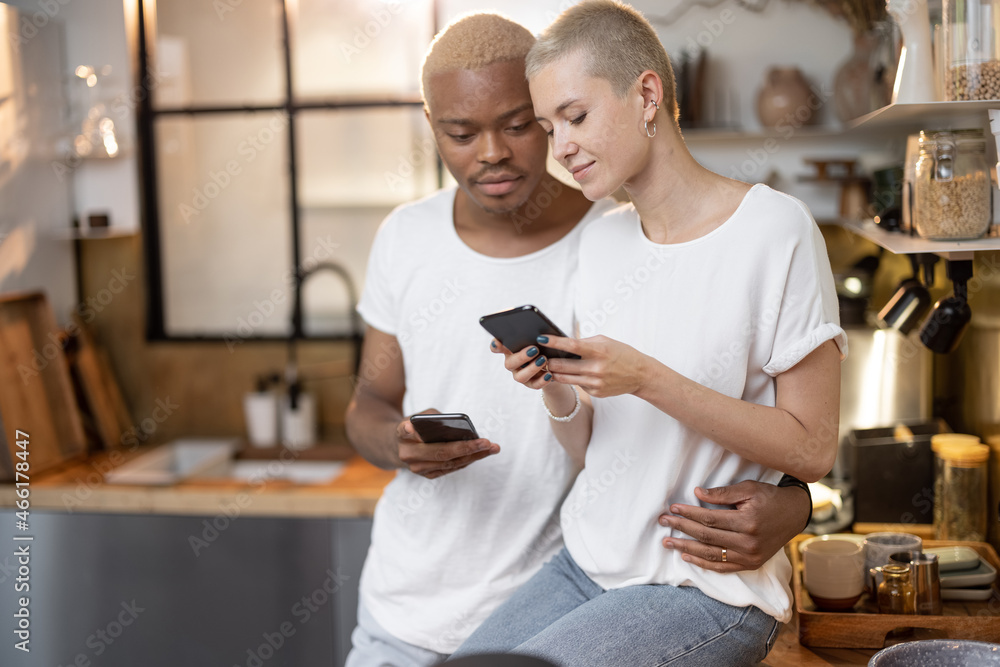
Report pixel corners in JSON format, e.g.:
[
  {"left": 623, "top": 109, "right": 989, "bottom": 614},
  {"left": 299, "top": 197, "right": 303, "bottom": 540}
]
[{"left": 451, "top": 2, "right": 845, "bottom": 665}]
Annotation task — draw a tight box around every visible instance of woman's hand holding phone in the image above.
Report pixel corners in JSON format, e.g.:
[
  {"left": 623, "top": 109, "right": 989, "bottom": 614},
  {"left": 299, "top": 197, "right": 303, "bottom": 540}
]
[
  {"left": 395, "top": 410, "right": 499, "bottom": 479},
  {"left": 494, "top": 334, "right": 649, "bottom": 399}
]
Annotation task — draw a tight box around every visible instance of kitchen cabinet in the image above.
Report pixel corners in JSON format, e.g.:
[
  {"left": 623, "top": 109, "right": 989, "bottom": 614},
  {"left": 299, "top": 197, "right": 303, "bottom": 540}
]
[{"left": 0, "top": 509, "right": 372, "bottom": 667}]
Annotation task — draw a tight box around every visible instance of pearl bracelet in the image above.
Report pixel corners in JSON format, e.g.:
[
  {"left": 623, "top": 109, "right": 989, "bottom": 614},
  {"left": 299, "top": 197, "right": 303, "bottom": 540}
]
[{"left": 541, "top": 385, "right": 581, "bottom": 422}]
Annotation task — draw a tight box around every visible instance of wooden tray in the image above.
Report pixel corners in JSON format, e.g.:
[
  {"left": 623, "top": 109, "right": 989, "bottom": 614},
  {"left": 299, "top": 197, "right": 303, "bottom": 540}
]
[{"left": 791, "top": 536, "right": 1000, "bottom": 648}]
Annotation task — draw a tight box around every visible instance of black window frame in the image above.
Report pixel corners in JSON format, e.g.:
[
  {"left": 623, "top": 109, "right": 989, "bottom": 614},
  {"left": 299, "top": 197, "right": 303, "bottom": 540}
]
[{"left": 134, "top": 0, "right": 442, "bottom": 343}]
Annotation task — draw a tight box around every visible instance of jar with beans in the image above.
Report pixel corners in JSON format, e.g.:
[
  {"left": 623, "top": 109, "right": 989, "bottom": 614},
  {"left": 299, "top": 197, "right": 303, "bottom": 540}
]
[
  {"left": 912, "top": 129, "right": 992, "bottom": 240},
  {"left": 944, "top": 0, "right": 1000, "bottom": 100}
]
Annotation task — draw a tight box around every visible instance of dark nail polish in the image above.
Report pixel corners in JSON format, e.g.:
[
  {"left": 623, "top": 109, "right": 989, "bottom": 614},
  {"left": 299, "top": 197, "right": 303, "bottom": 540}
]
[
  {"left": 535, "top": 356, "right": 546, "bottom": 367},
  {"left": 490, "top": 341, "right": 497, "bottom": 349},
  {"left": 536, "top": 335, "right": 549, "bottom": 344},
  {"left": 527, "top": 346, "right": 538, "bottom": 357},
  {"left": 544, "top": 373, "right": 552, "bottom": 381}
]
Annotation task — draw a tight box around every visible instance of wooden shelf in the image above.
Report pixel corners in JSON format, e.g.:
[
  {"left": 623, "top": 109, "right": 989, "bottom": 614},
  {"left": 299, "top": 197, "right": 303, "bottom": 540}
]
[
  {"left": 682, "top": 125, "right": 846, "bottom": 143},
  {"left": 838, "top": 219, "right": 1000, "bottom": 259},
  {"left": 50, "top": 227, "right": 139, "bottom": 240}
]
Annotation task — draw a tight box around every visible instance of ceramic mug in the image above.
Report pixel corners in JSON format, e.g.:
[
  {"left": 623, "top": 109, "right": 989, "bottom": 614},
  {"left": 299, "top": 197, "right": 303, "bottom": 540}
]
[
  {"left": 863, "top": 532, "right": 923, "bottom": 592},
  {"left": 802, "top": 539, "right": 865, "bottom": 611}
]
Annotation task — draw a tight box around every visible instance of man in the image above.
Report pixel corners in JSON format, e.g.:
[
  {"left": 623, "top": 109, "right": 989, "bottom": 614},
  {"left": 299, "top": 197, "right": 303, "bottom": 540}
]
[{"left": 344, "top": 13, "right": 812, "bottom": 667}]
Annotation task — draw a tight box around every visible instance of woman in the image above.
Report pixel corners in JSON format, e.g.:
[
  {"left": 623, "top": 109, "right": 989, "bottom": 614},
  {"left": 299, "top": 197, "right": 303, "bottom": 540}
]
[{"left": 450, "top": 2, "right": 845, "bottom": 666}]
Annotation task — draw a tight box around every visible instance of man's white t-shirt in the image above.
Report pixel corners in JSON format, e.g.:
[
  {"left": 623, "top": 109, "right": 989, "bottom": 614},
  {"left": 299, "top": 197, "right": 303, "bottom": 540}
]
[
  {"left": 563, "top": 184, "right": 847, "bottom": 623},
  {"left": 356, "top": 186, "right": 617, "bottom": 653}
]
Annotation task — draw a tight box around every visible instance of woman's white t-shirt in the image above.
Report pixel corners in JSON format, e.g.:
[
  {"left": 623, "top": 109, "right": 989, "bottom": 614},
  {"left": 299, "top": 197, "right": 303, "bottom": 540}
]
[{"left": 562, "top": 184, "right": 847, "bottom": 623}]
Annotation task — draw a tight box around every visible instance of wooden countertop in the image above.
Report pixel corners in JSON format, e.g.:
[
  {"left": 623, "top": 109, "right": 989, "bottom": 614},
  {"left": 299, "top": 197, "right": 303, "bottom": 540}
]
[
  {"left": 0, "top": 444, "right": 395, "bottom": 518},
  {"left": 0, "top": 446, "right": 956, "bottom": 663}
]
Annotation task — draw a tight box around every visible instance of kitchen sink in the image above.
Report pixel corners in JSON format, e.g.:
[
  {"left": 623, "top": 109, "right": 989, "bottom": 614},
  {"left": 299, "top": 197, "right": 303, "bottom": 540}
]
[
  {"left": 105, "top": 439, "right": 238, "bottom": 485},
  {"left": 104, "top": 438, "right": 347, "bottom": 485}
]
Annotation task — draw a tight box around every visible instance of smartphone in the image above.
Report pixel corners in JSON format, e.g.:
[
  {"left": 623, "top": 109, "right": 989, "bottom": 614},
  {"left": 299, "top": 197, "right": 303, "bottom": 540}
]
[
  {"left": 409, "top": 413, "right": 479, "bottom": 443},
  {"left": 479, "top": 305, "right": 581, "bottom": 360}
]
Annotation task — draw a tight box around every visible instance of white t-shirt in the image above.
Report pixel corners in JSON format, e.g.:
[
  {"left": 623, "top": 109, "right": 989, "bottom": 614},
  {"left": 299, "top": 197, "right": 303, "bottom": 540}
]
[
  {"left": 356, "top": 186, "right": 618, "bottom": 653},
  {"left": 562, "top": 184, "right": 847, "bottom": 623}
]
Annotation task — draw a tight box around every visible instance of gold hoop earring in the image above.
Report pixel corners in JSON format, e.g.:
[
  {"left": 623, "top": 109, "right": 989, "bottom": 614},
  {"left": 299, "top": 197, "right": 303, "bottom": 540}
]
[{"left": 645, "top": 119, "right": 656, "bottom": 138}]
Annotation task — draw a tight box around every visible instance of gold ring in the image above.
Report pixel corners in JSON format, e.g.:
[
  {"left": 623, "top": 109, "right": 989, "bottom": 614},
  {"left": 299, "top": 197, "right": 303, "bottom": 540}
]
[{"left": 721, "top": 548, "right": 728, "bottom": 562}]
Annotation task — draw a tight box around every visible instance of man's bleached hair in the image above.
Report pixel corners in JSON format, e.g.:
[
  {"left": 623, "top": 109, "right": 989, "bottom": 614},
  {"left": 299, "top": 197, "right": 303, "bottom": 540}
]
[
  {"left": 526, "top": 0, "right": 678, "bottom": 121},
  {"left": 421, "top": 12, "right": 536, "bottom": 110}
]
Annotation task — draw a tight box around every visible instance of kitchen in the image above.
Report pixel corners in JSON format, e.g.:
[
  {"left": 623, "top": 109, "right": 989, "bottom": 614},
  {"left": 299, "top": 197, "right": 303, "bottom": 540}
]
[{"left": 1, "top": 0, "right": 999, "bottom": 665}]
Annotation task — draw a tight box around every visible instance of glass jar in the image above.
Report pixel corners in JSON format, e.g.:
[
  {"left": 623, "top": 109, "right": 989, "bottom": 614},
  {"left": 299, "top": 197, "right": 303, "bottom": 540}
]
[
  {"left": 944, "top": 0, "right": 1000, "bottom": 100},
  {"left": 913, "top": 130, "right": 992, "bottom": 240},
  {"left": 932, "top": 433, "right": 982, "bottom": 531},
  {"left": 935, "top": 442, "right": 990, "bottom": 541},
  {"left": 877, "top": 563, "right": 916, "bottom": 614}
]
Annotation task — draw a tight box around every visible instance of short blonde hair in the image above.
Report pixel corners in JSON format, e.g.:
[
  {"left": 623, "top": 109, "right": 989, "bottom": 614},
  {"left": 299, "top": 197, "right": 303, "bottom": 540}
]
[
  {"left": 526, "top": 0, "right": 678, "bottom": 121},
  {"left": 421, "top": 13, "right": 536, "bottom": 110}
]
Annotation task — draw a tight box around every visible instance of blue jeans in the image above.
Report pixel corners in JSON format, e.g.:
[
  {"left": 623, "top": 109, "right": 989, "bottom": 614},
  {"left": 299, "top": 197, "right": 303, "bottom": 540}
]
[
  {"left": 449, "top": 548, "right": 779, "bottom": 667},
  {"left": 346, "top": 600, "right": 450, "bottom": 667}
]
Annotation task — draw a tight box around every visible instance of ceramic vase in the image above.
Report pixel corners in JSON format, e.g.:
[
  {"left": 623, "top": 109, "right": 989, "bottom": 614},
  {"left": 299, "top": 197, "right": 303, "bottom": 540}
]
[{"left": 756, "top": 67, "right": 814, "bottom": 129}]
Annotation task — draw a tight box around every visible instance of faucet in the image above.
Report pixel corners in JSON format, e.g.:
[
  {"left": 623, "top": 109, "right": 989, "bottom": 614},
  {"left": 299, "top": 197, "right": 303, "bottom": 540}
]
[{"left": 287, "top": 261, "right": 363, "bottom": 409}]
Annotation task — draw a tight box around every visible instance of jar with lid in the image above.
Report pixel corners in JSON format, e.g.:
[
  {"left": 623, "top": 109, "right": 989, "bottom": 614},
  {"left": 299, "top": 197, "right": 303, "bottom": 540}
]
[
  {"left": 931, "top": 433, "right": 981, "bottom": 526},
  {"left": 912, "top": 129, "right": 992, "bottom": 240},
  {"left": 935, "top": 441, "right": 990, "bottom": 541},
  {"left": 877, "top": 563, "right": 916, "bottom": 614},
  {"left": 944, "top": 0, "right": 1000, "bottom": 100},
  {"left": 931, "top": 434, "right": 982, "bottom": 531}
]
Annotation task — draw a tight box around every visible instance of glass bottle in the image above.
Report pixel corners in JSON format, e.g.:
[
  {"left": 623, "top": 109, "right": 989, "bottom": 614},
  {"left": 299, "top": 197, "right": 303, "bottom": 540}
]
[
  {"left": 913, "top": 129, "right": 992, "bottom": 240},
  {"left": 943, "top": 0, "right": 1000, "bottom": 100},
  {"left": 877, "top": 564, "right": 916, "bottom": 614},
  {"left": 936, "top": 442, "right": 990, "bottom": 541}
]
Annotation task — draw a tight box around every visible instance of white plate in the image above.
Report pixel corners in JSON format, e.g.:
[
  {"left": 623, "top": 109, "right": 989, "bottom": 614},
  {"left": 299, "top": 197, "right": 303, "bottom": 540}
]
[
  {"left": 924, "top": 546, "right": 982, "bottom": 572},
  {"left": 941, "top": 586, "right": 995, "bottom": 601},
  {"left": 940, "top": 559, "right": 997, "bottom": 588}
]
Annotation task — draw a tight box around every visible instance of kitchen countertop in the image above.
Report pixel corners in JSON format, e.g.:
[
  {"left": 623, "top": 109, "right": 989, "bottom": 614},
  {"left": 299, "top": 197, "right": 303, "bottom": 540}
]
[
  {"left": 0, "top": 446, "right": 953, "bottom": 664},
  {"left": 0, "top": 444, "right": 395, "bottom": 517}
]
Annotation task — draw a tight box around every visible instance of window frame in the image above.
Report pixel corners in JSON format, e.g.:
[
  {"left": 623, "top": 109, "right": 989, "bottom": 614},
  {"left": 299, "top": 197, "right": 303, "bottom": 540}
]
[{"left": 134, "top": 0, "right": 442, "bottom": 342}]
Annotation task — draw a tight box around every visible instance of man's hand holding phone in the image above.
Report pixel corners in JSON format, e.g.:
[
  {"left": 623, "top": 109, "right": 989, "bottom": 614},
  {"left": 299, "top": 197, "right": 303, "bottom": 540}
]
[{"left": 396, "top": 410, "right": 500, "bottom": 479}]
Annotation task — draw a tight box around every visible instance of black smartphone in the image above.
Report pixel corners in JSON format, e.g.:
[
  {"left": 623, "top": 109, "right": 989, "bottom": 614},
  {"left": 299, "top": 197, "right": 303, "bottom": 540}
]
[
  {"left": 479, "top": 305, "right": 581, "bottom": 360},
  {"left": 409, "top": 413, "right": 479, "bottom": 443}
]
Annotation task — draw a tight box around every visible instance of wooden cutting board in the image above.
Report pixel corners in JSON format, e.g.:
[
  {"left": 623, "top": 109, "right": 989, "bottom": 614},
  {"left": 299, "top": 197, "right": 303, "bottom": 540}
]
[
  {"left": 66, "top": 314, "right": 131, "bottom": 450},
  {"left": 0, "top": 291, "right": 87, "bottom": 479}
]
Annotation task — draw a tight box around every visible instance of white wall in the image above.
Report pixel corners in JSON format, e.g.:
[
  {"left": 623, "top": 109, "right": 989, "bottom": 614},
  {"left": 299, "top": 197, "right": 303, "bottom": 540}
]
[{"left": 0, "top": 1, "right": 75, "bottom": 322}]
